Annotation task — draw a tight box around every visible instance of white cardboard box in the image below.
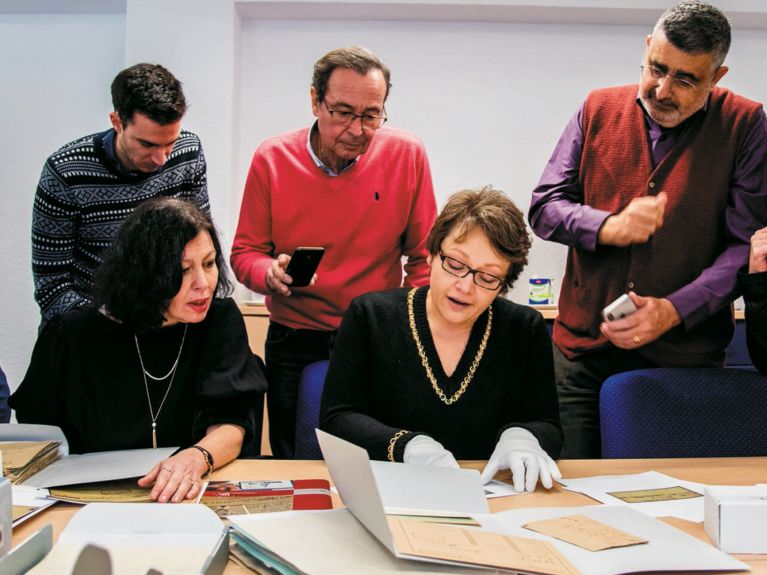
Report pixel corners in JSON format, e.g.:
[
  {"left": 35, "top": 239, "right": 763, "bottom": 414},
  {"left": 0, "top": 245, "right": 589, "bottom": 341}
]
[{"left": 704, "top": 485, "right": 767, "bottom": 553}]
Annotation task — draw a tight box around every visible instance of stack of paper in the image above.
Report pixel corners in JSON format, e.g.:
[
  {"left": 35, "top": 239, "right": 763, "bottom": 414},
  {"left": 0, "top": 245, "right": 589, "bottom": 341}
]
[{"left": 1, "top": 442, "right": 60, "bottom": 484}]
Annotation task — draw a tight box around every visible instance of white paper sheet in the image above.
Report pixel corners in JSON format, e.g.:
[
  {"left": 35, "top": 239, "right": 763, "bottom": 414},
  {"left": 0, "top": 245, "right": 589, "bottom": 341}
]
[
  {"left": 557, "top": 471, "right": 706, "bottom": 522},
  {"left": 11, "top": 485, "right": 55, "bottom": 526},
  {"left": 369, "top": 460, "right": 488, "bottom": 516}
]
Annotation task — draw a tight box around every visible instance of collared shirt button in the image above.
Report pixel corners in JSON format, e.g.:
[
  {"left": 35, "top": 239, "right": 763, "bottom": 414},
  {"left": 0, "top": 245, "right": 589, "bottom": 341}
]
[
  {"left": 628, "top": 281, "right": 635, "bottom": 289},
  {"left": 649, "top": 182, "right": 655, "bottom": 189}
]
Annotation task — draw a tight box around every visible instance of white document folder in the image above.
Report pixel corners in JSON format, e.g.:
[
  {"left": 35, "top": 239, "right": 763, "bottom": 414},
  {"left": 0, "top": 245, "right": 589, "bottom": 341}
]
[
  {"left": 316, "top": 429, "right": 494, "bottom": 570},
  {"left": 20, "top": 447, "right": 177, "bottom": 489},
  {"left": 27, "top": 503, "right": 228, "bottom": 575}
]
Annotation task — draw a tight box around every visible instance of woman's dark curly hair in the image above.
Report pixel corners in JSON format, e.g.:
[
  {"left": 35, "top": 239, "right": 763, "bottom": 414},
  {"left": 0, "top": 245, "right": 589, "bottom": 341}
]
[
  {"left": 93, "top": 197, "right": 232, "bottom": 332},
  {"left": 426, "top": 186, "right": 532, "bottom": 295}
]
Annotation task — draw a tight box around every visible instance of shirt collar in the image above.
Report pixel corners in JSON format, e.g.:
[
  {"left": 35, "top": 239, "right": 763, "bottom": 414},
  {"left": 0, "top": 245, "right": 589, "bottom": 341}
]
[
  {"left": 305, "top": 121, "right": 357, "bottom": 177},
  {"left": 101, "top": 129, "right": 142, "bottom": 176}
]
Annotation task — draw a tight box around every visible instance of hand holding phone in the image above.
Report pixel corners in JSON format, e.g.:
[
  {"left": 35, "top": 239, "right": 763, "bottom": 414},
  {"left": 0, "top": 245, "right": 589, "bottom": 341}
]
[
  {"left": 602, "top": 294, "right": 638, "bottom": 322},
  {"left": 285, "top": 247, "right": 325, "bottom": 288}
]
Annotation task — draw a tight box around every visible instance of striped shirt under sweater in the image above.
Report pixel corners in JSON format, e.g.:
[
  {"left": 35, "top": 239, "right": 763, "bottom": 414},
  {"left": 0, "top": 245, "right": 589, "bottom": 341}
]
[{"left": 32, "top": 129, "right": 209, "bottom": 322}]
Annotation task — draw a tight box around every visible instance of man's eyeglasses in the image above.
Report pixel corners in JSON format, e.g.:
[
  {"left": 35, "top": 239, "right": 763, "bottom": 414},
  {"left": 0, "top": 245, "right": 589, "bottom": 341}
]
[
  {"left": 323, "top": 101, "right": 387, "bottom": 130},
  {"left": 439, "top": 252, "right": 504, "bottom": 290},
  {"left": 641, "top": 64, "right": 708, "bottom": 92}
]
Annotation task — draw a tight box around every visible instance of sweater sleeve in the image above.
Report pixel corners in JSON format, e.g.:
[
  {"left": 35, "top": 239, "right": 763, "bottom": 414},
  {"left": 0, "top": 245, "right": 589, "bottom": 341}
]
[
  {"left": 10, "top": 316, "right": 69, "bottom": 427},
  {"left": 528, "top": 104, "right": 611, "bottom": 252},
  {"left": 501, "top": 310, "right": 563, "bottom": 459},
  {"left": 193, "top": 299, "right": 268, "bottom": 448},
  {"left": 401, "top": 143, "right": 437, "bottom": 288},
  {"left": 320, "top": 296, "right": 413, "bottom": 461},
  {"left": 32, "top": 160, "right": 89, "bottom": 322},
  {"left": 230, "top": 147, "right": 276, "bottom": 294}
]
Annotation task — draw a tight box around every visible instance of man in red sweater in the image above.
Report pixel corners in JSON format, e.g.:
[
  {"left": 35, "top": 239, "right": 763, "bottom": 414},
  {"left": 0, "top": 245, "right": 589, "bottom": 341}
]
[
  {"left": 231, "top": 46, "right": 437, "bottom": 458},
  {"left": 529, "top": 1, "right": 767, "bottom": 458}
]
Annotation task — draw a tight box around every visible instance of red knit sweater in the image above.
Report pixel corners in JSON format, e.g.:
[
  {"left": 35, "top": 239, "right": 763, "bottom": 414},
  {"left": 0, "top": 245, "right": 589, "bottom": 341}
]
[{"left": 231, "top": 126, "right": 436, "bottom": 331}]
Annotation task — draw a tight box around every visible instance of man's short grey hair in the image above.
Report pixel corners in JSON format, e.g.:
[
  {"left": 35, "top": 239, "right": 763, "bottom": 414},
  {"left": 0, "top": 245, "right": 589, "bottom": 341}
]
[
  {"left": 312, "top": 46, "right": 391, "bottom": 104},
  {"left": 653, "top": 1, "right": 731, "bottom": 69}
]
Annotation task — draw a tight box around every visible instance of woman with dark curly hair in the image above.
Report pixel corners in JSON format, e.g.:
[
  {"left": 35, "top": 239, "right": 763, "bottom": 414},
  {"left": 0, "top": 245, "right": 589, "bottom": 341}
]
[
  {"left": 11, "top": 198, "right": 266, "bottom": 503},
  {"left": 320, "top": 187, "right": 562, "bottom": 492}
]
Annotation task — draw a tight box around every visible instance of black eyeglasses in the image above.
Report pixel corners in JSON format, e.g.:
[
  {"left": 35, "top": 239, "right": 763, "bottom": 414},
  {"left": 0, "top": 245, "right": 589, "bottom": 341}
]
[
  {"left": 439, "top": 252, "right": 504, "bottom": 290},
  {"left": 323, "top": 101, "right": 387, "bottom": 130}
]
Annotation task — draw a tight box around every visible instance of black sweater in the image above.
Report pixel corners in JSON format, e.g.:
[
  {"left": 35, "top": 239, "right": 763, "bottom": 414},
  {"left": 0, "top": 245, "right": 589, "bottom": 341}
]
[
  {"left": 11, "top": 298, "right": 266, "bottom": 454},
  {"left": 320, "top": 287, "right": 562, "bottom": 462}
]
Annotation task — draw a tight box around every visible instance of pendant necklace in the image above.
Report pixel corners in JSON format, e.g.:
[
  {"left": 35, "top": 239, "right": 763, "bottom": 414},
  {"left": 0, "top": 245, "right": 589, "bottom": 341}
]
[
  {"left": 407, "top": 288, "right": 492, "bottom": 405},
  {"left": 134, "top": 324, "right": 188, "bottom": 448}
]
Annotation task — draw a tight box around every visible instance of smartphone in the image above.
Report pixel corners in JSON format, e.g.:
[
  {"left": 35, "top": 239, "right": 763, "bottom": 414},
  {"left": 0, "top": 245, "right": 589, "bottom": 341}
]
[
  {"left": 602, "top": 294, "right": 638, "bottom": 322},
  {"left": 285, "top": 247, "right": 325, "bottom": 287}
]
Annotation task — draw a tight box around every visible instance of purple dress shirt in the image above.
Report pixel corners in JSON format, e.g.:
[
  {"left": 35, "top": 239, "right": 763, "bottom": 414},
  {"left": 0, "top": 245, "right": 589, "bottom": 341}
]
[{"left": 529, "top": 95, "right": 767, "bottom": 329}]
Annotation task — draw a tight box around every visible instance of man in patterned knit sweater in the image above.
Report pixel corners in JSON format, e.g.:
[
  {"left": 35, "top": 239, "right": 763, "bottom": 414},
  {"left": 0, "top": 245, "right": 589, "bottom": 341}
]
[
  {"left": 231, "top": 46, "right": 437, "bottom": 458},
  {"left": 32, "top": 63, "right": 208, "bottom": 323},
  {"left": 528, "top": 1, "right": 767, "bottom": 458}
]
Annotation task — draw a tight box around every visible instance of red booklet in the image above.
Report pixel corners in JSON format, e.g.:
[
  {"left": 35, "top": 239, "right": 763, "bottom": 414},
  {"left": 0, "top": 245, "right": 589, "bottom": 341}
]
[{"left": 199, "top": 479, "right": 332, "bottom": 518}]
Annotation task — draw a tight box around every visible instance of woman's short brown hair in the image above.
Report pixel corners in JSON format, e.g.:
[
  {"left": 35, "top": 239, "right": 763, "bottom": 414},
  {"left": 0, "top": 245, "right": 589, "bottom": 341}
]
[{"left": 426, "top": 186, "right": 531, "bottom": 294}]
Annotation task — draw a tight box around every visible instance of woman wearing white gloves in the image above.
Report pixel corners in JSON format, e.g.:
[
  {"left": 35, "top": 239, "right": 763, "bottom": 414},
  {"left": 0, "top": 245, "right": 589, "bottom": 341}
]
[{"left": 320, "top": 187, "right": 562, "bottom": 492}]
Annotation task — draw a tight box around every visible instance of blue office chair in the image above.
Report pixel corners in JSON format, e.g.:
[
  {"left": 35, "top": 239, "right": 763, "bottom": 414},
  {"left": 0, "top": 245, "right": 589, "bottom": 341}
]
[
  {"left": 600, "top": 367, "right": 767, "bottom": 458},
  {"left": 294, "top": 360, "right": 329, "bottom": 459},
  {"left": 0, "top": 365, "right": 10, "bottom": 423}
]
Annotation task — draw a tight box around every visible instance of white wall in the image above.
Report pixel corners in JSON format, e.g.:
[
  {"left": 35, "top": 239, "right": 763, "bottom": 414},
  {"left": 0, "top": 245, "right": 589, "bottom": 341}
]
[
  {"left": 2, "top": 0, "right": 766, "bottom": 392},
  {"left": 0, "top": 12, "right": 125, "bottom": 391}
]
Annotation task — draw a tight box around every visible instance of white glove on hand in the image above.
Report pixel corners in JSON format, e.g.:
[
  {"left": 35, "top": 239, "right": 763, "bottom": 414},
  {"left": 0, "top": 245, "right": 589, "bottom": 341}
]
[
  {"left": 403, "top": 435, "right": 460, "bottom": 469},
  {"left": 480, "top": 427, "right": 561, "bottom": 492}
]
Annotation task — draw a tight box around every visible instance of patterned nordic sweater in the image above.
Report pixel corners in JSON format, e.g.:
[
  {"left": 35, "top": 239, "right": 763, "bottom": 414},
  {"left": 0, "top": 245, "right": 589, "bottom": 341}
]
[{"left": 32, "top": 129, "right": 209, "bottom": 322}]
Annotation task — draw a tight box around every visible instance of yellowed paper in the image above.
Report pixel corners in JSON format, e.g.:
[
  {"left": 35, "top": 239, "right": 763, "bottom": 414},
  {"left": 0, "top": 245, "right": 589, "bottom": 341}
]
[
  {"left": 12, "top": 505, "right": 35, "bottom": 521},
  {"left": 388, "top": 517, "right": 581, "bottom": 575},
  {"left": 49, "top": 479, "right": 153, "bottom": 503},
  {"left": 387, "top": 513, "right": 481, "bottom": 526},
  {"left": 201, "top": 494, "right": 293, "bottom": 518},
  {"left": 0, "top": 441, "right": 60, "bottom": 483},
  {"left": 523, "top": 514, "right": 648, "bottom": 551},
  {"left": 607, "top": 486, "right": 702, "bottom": 504}
]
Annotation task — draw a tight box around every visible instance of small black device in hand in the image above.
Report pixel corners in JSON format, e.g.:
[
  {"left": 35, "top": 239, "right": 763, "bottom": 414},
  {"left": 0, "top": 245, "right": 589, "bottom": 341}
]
[{"left": 285, "top": 247, "right": 325, "bottom": 287}]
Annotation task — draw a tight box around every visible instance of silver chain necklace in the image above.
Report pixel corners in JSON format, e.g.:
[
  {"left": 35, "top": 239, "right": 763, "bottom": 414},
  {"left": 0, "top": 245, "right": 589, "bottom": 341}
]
[{"left": 134, "top": 324, "right": 188, "bottom": 448}]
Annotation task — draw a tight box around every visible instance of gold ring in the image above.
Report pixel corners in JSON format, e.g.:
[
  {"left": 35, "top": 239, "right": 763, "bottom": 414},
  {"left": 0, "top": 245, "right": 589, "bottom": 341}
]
[{"left": 632, "top": 335, "right": 641, "bottom": 345}]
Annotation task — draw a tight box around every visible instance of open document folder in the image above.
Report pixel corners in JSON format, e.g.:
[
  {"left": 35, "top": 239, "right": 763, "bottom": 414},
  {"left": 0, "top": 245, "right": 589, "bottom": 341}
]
[
  {"left": 305, "top": 430, "right": 746, "bottom": 575},
  {"left": 19, "top": 447, "right": 177, "bottom": 489},
  {"left": 316, "top": 430, "right": 579, "bottom": 574},
  {"left": 27, "top": 503, "right": 228, "bottom": 575}
]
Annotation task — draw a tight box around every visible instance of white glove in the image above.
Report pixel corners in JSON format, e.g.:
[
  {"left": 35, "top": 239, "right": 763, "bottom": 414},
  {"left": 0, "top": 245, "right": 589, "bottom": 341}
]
[
  {"left": 480, "top": 427, "right": 561, "bottom": 492},
  {"left": 403, "top": 435, "right": 460, "bottom": 469}
]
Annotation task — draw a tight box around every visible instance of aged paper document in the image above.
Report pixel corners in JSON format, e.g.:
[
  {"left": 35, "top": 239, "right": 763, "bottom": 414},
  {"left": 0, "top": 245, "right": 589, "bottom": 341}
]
[
  {"left": 388, "top": 517, "right": 581, "bottom": 575},
  {"left": 523, "top": 514, "right": 647, "bottom": 551}
]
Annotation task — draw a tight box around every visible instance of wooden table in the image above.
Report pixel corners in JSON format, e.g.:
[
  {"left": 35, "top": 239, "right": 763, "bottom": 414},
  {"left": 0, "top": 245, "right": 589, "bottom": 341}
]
[{"left": 14, "top": 457, "right": 767, "bottom": 574}]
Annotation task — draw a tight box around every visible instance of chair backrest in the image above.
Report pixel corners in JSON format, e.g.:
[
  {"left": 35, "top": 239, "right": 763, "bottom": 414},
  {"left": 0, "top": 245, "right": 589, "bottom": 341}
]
[
  {"left": 0, "top": 366, "right": 10, "bottom": 423},
  {"left": 600, "top": 367, "right": 767, "bottom": 458},
  {"left": 0, "top": 423, "right": 70, "bottom": 456},
  {"left": 294, "top": 360, "right": 330, "bottom": 459}
]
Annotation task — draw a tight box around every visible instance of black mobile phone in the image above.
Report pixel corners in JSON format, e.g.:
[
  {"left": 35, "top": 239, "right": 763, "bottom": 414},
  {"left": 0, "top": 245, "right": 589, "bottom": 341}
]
[{"left": 285, "top": 247, "right": 325, "bottom": 287}]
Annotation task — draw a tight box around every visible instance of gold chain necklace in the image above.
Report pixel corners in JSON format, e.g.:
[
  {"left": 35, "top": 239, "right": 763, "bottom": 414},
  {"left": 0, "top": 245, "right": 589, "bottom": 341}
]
[{"left": 407, "top": 288, "right": 492, "bottom": 405}]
